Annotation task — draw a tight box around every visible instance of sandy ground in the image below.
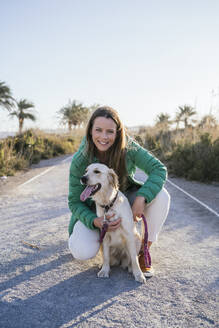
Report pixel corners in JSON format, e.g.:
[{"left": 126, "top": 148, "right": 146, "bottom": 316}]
[{"left": 0, "top": 155, "right": 218, "bottom": 328}]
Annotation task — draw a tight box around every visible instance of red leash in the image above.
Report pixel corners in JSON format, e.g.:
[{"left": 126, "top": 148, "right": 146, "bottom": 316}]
[
  {"left": 99, "top": 192, "right": 118, "bottom": 243},
  {"left": 99, "top": 221, "right": 108, "bottom": 243},
  {"left": 141, "top": 214, "right": 151, "bottom": 268}
]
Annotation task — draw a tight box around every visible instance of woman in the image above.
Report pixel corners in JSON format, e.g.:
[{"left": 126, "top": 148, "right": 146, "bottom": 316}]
[{"left": 68, "top": 106, "right": 170, "bottom": 277}]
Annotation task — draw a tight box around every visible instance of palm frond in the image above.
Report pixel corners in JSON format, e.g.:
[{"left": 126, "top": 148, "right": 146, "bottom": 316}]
[{"left": 0, "top": 81, "right": 14, "bottom": 111}]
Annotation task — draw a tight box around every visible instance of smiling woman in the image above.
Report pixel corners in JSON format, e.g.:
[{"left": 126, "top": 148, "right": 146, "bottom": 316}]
[
  {"left": 85, "top": 107, "right": 127, "bottom": 191},
  {"left": 68, "top": 106, "right": 170, "bottom": 278},
  {"left": 91, "top": 116, "right": 117, "bottom": 155}
]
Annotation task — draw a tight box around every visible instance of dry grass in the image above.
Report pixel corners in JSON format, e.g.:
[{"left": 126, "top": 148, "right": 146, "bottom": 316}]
[
  {"left": 129, "top": 124, "right": 219, "bottom": 182},
  {"left": 0, "top": 129, "right": 82, "bottom": 176}
]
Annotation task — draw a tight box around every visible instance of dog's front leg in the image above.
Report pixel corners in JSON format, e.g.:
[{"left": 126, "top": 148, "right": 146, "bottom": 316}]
[
  {"left": 97, "top": 236, "right": 110, "bottom": 278},
  {"left": 126, "top": 234, "right": 146, "bottom": 283}
]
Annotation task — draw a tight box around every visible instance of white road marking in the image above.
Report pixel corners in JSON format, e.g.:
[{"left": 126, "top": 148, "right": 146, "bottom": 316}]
[
  {"left": 18, "top": 155, "right": 73, "bottom": 188},
  {"left": 167, "top": 179, "right": 219, "bottom": 217},
  {"left": 61, "top": 155, "right": 73, "bottom": 163}
]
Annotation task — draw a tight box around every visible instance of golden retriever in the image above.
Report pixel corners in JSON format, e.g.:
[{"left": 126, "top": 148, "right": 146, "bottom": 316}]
[{"left": 80, "top": 163, "right": 146, "bottom": 283}]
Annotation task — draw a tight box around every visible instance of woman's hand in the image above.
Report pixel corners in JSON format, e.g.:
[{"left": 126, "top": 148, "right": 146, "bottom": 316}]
[
  {"left": 132, "top": 196, "right": 146, "bottom": 221},
  {"left": 93, "top": 214, "right": 121, "bottom": 231}
]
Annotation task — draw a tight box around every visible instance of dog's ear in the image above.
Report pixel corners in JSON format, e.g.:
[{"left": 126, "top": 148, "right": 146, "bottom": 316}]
[{"left": 108, "top": 169, "right": 119, "bottom": 189}]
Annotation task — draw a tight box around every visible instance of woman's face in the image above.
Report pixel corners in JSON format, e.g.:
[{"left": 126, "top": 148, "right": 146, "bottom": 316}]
[{"left": 91, "top": 116, "right": 117, "bottom": 153}]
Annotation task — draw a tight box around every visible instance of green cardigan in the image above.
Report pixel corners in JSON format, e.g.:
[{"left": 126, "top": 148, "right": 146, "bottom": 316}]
[{"left": 68, "top": 137, "right": 167, "bottom": 236}]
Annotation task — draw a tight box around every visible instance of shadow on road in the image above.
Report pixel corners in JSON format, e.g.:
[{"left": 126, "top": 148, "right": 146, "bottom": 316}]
[{"left": 1, "top": 251, "right": 140, "bottom": 328}]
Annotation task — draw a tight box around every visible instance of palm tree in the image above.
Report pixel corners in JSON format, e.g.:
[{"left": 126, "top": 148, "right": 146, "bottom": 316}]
[
  {"left": 9, "top": 99, "right": 36, "bottom": 134},
  {"left": 70, "top": 101, "right": 89, "bottom": 127},
  {"left": 155, "top": 113, "right": 172, "bottom": 131},
  {"left": 174, "top": 112, "right": 182, "bottom": 130},
  {"left": 175, "top": 105, "right": 197, "bottom": 129},
  {"left": 58, "top": 100, "right": 89, "bottom": 131},
  {"left": 0, "top": 81, "right": 14, "bottom": 111},
  {"left": 58, "top": 106, "right": 74, "bottom": 131}
]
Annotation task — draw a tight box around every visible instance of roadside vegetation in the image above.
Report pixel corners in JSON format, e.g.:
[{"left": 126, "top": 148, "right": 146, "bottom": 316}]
[
  {"left": 0, "top": 129, "right": 82, "bottom": 176},
  {"left": 130, "top": 106, "right": 219, "bottom": 183},
  {"left": 1, "top": 79, "right": 219, "bottom": 182},
  {"left": 0, "top": 80, "right": 97, "bottom": 177}
]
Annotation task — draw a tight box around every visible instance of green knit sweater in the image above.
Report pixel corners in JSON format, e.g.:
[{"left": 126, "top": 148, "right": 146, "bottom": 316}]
[{"left": 68, "top": 137, "right": 167, "bottom": 236}]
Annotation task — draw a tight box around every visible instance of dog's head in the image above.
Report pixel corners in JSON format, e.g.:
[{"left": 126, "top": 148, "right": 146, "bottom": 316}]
[{"left": 80, "top": 163, "right": 119, "bottom": 202}]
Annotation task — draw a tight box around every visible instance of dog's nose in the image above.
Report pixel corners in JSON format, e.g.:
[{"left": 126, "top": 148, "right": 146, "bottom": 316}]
[{"left": 80, "top": 175, "right": 88, "bottom": 185}]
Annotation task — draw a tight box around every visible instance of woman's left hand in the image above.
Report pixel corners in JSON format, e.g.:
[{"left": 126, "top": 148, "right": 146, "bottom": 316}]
[{"left": 132, "top": 196, "right": 146, "bottom": 221}]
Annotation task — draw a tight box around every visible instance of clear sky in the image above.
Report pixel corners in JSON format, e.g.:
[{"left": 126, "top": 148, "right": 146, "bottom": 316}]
[{"left": 0, "top": 0, "right": 219, "bottom": 132}]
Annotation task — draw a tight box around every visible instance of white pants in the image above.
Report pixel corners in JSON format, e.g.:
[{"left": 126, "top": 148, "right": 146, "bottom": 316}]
[{"left": 68, "top": 187, "right": 170, "bottom": 260}]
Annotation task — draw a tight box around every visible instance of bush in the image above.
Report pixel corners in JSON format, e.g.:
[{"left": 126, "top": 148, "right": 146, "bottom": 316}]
[
  {"left": 0, "top": 129, "right": 81, "bottom": 176},
  {"left": 130, "top": 127, "right": 219, "bottom": 183},
  {"left": 166, "top": 134, "right": 219, "bottom": 182}
]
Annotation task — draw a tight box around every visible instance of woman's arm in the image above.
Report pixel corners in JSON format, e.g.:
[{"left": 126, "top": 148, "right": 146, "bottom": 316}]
[{"left": 129, "top": 140, "right": 167, "bottom": 203}]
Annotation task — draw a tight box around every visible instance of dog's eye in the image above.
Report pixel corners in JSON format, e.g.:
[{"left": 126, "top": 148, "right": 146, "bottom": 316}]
[{"left": 94, "top": 170, "right": 100, "bottom": 174}]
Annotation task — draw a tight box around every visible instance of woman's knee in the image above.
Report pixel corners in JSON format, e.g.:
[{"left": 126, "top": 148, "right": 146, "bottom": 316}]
[
  {"left": 144, "top": 188, "right": 170, "bottom": 239},
  {"left": 68, "top": 236, "right": 99, "bottom": 260},
  {"left": 68, "top": 221, "right": 100, "bottom": 260},
  {"left": 154, "top": 187, "right": 171, "bottom": 209}
]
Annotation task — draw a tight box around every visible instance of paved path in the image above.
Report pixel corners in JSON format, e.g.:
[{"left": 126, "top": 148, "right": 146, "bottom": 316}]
[{"left": 0, "top": 155, "right": 218, "bottom": 328}]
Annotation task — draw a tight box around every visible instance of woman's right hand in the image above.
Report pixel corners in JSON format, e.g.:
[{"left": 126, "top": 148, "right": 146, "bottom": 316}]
[{"left": 93, "top": 214, "right": 121, "bottom": 231}]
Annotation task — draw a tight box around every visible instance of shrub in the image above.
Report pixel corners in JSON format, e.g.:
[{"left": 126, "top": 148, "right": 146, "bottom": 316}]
[
  {"left": 166, "top": 133, "right": 219, "bottom": 182},
  {"left": 0, "top": 129, "right": 81, "bottom": 176},
  {"left": 130, "top": 127, "right": 219, "bottom": 183}
]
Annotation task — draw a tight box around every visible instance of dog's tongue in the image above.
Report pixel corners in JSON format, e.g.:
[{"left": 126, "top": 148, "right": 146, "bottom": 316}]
[{"left": 80, "top": 185, "right": 95, "bottom": 201}]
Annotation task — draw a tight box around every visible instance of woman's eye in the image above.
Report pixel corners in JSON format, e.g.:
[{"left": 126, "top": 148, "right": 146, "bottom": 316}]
[{"left": 94, "top": 170, "right": 100, "bottom": 174}]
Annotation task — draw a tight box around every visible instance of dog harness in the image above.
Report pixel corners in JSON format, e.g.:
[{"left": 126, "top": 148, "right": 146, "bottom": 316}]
[{"left": 100, "top": 191, "right": 119, "bottom": 213}]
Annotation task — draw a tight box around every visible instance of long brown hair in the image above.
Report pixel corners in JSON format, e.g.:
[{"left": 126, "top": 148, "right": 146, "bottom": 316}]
[{"left": 85, "top": 106, "right": 128, "bottom": 191}]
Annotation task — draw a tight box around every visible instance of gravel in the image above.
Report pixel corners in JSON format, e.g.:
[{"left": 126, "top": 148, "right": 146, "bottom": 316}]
[{"left": 0, "top": 155, "right": 218, "bottom": 328}]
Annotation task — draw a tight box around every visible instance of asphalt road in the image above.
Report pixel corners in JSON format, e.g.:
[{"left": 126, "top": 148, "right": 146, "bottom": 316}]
[{"left": 0, "top": 155, "right": 218, "bottom": 328}]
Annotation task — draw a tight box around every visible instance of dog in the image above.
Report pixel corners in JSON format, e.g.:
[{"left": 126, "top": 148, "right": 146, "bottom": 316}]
[{"left": 80, "top": 163, "right": 146, "bottom": 283}]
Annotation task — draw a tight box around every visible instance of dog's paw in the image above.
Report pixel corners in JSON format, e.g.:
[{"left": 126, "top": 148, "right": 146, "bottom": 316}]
[
  {"left": 134, "top": 272, "right": 146, "bottom": 284},
  {"left": 97, "top": 269, "right": 110, "bottom": 278}
]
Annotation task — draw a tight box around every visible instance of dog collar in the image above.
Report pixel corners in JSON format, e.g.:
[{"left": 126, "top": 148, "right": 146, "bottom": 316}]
[{"left": 100, "top": 191, "right": 119, "bottom": 213}]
